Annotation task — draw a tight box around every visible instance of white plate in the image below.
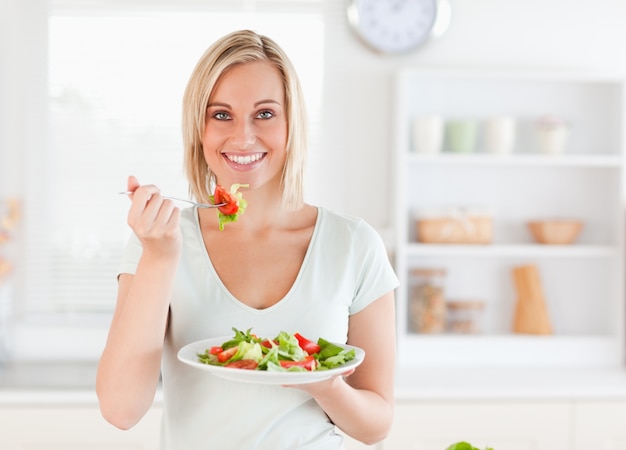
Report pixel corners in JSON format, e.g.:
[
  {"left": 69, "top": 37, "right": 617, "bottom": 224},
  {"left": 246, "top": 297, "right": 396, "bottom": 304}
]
[{"left": 177, "top": 336, "right": 365, "bottom": 385}]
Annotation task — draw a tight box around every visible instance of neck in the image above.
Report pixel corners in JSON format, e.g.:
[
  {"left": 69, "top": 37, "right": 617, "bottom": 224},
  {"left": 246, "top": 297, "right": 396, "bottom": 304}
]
[{"left": 200, "top": 186, "right": 296, "bottom": 233}]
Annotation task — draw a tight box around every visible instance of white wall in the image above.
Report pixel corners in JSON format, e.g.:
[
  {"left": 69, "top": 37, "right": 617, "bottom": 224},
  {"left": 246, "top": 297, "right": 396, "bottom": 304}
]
[
  {"left": 1, "top": 0, "right": 625, "bottom": 359},
  {"left": 2, "top": 0, "right": 625, "bottom": 230},
  {"left": 310, "top": 0, "right": 626, "bottom": 236}
]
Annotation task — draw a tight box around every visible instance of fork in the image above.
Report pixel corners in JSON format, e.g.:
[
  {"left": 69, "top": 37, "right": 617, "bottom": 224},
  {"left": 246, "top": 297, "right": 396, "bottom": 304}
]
[{"left": 119, "top": 191, "right": 226, "bottom": 208}]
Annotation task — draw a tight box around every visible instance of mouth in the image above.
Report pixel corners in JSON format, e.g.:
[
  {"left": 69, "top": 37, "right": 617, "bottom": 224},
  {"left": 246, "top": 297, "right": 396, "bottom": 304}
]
[{"left": 223, "top": 152, "right": 266, "bottom": 166}]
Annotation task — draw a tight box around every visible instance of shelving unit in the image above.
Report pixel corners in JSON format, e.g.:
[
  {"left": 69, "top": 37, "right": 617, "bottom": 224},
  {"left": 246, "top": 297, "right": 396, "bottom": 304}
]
[{"left": 392, "top": 69, "right": 625, "bottom": 369}]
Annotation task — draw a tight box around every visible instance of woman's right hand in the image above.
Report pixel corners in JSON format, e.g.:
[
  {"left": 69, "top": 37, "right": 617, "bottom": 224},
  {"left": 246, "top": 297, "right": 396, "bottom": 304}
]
[
  {"left": 125, "top": 175, "right": 182, "bottom": 260},
  {"left": 97, "top": 176, "right": 181, "bottom": 429}
]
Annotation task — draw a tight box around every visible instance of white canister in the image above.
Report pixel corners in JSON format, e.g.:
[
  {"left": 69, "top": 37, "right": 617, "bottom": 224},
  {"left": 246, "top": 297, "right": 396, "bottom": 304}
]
[
  {"left": 411, "top": 115, "right": 444, "bottom": 154},
  {"left": 484, "top": 116, "right": 516, "bottom": 154},
  {"left": 536, "top": 116, "right": 569, "bottom": 154}
]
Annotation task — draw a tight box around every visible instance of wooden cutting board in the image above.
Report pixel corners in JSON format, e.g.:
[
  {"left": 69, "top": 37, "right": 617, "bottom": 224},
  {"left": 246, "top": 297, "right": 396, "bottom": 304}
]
[{"left": 512, "top": 264, "right": 552, "bottom": 335}]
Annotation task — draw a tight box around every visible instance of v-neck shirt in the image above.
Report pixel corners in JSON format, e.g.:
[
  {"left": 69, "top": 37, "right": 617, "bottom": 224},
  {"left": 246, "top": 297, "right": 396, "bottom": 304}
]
[{"left": 119, "top": 206, "right": 399, "bottom": 450}]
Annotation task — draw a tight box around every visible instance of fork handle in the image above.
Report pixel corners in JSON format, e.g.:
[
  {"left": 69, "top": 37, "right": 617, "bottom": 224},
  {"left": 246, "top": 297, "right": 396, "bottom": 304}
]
[
  {"left": 118, "top": 191, "right": 223, "bottom": 208},
  {"left": 161, "top": 195, "right": 202, "bottom": 206}
]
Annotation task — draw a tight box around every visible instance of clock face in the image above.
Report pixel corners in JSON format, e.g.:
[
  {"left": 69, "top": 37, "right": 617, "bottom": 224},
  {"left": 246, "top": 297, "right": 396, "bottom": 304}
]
[{"left": 348, "top": 0, "right": 449, "bottom": 54}]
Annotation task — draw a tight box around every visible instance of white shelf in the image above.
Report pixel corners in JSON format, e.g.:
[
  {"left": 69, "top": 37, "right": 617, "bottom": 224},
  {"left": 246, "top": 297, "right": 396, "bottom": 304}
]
[
  {"left": 397, "top": 334, "right": 622, "bottom": 368},
  {"left": 394, "top": 367, "right": 626, "bottom": 400},
  {"left": 408, "top": 153, "right": 623, "bottom": 168},
  {"left": 407, "top": 243, "right": 617, "bottom": 258},
  {"left": 393, "top": 68, "right": 626, "bottom": 370}
]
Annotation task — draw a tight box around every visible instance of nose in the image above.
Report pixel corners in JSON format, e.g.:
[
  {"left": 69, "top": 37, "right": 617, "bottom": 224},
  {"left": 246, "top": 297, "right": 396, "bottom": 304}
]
[{"left": 230, "top": 119, "right": 256, "bottom": 149}]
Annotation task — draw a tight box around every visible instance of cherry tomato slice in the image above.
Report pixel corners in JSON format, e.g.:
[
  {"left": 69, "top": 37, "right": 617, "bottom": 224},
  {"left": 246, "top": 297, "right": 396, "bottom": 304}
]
[
  {"left": 294, "top": 332, "right": 321, "bottom": 355},
  {"left": 217, "top": 346, "right": 238, "bottom": 363},
  {"left": 279, "top": 355, "right": 317, "bottom": 371},
  {"left": 260, "top": 339, "right": 278, "bottom": 349},
  {"left": 225, "top": 359, "right": 258, "bottom": 370},
  {"left": 214, "top": 185, "right": 239, "bottom": 215}
]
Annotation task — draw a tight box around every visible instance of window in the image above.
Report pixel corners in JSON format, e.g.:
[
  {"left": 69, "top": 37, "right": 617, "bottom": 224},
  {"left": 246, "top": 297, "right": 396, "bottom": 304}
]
[{"left": 17, "top": 2, "right": 324, "bottom": 322}]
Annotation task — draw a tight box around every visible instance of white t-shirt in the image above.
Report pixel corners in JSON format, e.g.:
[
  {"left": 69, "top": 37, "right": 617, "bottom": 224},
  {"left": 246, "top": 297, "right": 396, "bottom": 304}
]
[{"left": 119, "top": 206, "right": 399, "bottom": 450}]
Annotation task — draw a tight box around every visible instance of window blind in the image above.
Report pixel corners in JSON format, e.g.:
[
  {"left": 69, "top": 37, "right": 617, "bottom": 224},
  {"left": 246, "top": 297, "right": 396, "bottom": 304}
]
[{"left": 20, "top": 1, "right": 324, "bottom": 316}]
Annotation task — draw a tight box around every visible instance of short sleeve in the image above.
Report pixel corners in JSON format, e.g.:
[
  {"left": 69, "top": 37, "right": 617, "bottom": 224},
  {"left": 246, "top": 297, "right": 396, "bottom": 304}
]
[
  {"left": 118, "top": 232, "right": 143, "bottom": 276},
  {"left": 349, "top": 220, "right": 399, "bottom": 315}
]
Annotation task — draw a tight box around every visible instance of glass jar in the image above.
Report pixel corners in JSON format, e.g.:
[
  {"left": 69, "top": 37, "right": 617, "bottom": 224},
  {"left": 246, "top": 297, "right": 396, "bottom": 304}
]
[
  {"left": 409, "top": 268, "right": 446, "bottom": 334},
  {"left": 0, "top": 198, "right": 20, "bottom": 363},
  {"left": 446, "top": 300, "right": 485, "bottom": 334}
]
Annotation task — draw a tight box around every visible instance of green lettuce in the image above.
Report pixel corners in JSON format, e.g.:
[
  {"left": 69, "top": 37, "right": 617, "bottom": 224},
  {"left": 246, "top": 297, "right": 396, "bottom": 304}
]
[
  {"left": 198, "top": 328, "right": 357, "bottom": 372},
  {"left": 316, "top": 338, "right": 356, "bottom": 370},
  {"left": 220, "top": 327, "right": 257, "bottom": 350},
  {"left": 446, "top": 442, "right": 494, "bottom": 450},
  {"left": 233, "top": 341, "right": 263, "bottom": 363},
  {"left": 275, "top": 331, "right": 308, "bottom": 362}
]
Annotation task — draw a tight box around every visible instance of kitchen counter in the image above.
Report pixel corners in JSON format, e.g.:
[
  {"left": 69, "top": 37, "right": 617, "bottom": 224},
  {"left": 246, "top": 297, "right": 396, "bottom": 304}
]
[
  {"left": 0, "top": 361, "right": 165, "bottom": 404},
  {"left": 396, "top": 366, "right": 626, "bottom": 400},
  {"left": 0, "top": 361, "right": 103, "bottom": 404},
  {"left": 0, "top": 361, "right": 97, "bottom": 390},
  {"left": 3, "top": 361, "right": 626, "bottom": 404}
]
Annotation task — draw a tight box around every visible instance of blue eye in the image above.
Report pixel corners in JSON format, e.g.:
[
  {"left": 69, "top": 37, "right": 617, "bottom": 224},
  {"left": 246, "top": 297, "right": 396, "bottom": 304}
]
[
  {"left": 214, "top": 111, "right": 230, "bottom": 120},
  {"left": 257, "top": 110, "right": 274, "bottom": 119}
]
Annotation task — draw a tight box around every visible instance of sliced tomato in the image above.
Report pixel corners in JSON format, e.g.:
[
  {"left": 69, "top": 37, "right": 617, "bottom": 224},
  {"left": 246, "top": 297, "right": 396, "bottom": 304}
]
[
  {"left": 294, "top": 332, "right": 321, "bottom": 355},
  {"left": 214, "top": 185, "right": 239, "bottom": 215},
  {"left": 217, "top": 345, "right": 238, "bottom": 363},
  {"left": 260, "top": 339, "right": 278, "bottom": 349},
  {"left": 225, "top": 359, "right": 258, "bottom": 370},
  {"left": 209, "top": 346, "right": 223, "bottom": 355},
  {"left": 279, "top": 355, "right": 317, "bottom": 371}
]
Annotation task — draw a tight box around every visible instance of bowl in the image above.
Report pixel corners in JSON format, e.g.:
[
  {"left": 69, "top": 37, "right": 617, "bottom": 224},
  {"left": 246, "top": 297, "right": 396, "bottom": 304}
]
[{"left": 527, "top": 220, "right": 584, "bottom": 245}]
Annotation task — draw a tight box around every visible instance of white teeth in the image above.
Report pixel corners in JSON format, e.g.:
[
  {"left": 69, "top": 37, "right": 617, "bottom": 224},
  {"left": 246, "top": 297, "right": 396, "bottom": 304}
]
[{"left": 226, "top": 153, "right": 263, "bottom": 165}]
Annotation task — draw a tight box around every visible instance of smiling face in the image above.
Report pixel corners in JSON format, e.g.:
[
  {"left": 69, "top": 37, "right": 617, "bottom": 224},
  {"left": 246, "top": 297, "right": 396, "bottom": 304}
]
[{"left": 202, "top": 60, "right": 288, "bottom": 192}]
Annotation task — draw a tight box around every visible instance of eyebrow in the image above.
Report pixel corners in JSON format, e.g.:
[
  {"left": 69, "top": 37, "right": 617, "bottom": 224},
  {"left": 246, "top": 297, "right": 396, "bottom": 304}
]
[{"left": 207, "top": 99, "right": 282, "bottom": 108}]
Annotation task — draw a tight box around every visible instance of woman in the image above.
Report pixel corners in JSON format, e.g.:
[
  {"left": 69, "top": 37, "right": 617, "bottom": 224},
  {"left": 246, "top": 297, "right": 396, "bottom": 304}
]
[{"left": 96, "top": 29, "right": 398, "bottom": 450}]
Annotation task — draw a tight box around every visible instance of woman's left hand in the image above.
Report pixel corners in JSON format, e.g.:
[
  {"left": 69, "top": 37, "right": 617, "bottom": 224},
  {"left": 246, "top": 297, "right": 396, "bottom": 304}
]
[
  {"left": 282, "top": 368, "right": 355, "bottom": 394},
  {"left": 284, "top": 292, "right": 396, "bottom": 445}
]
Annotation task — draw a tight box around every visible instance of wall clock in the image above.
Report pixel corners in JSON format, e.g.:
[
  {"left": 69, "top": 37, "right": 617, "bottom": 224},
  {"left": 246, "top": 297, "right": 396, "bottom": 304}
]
[{"left": 347, "top": 0, "right": 451, "bottom": 55}]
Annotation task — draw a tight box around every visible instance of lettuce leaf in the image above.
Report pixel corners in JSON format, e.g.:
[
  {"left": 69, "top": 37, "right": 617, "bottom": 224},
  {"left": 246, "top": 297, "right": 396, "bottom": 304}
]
[
  {"left": 275, "top": 330, "right": 308, "bottom": 362},
  {"left": 316, "top": 338, "right": 356, "bottom": 369},
  {"left": 234, "top": 341, "right": 263, "bottom": 363},
  {"left": 199, "top": 328, "right": 357, "bottom": 373},
  {"left": 446, "top": 442, "right": 493, "bottom": 450}
]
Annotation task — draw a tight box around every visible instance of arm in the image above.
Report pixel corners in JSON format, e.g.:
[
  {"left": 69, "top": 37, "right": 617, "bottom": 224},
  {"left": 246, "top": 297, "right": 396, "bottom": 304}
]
[
  {"left": 294, "top": 290, "right": 396, "bottom": 444},
  {"left": 96, "top": 177, "right": 181, "bottom": 430}
]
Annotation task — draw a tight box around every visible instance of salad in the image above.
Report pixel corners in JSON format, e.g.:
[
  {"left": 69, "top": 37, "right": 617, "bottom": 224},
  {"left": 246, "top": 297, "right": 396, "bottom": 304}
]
[
  {"left": 211, "top": 184, "right": 248, "bottom": 231},
  {"left": 446, "top": 442, "right": 494, "bottom": 450},
  {"left": 197, "top": 328, "right": 357, "bottom": 372}
]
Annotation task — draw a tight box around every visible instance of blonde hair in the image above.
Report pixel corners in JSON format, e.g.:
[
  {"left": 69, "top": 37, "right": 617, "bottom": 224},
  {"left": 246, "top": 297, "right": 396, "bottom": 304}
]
[{"left": 182, "top": 29, "right": 308, "bottom": 210}]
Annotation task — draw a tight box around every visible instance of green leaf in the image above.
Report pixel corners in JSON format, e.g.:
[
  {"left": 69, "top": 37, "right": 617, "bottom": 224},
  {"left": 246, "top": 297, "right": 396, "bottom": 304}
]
[
  {"left": 445, "top": 442, "right": 493, "bottom": 450},
  {"left": 446, "top": 443, "right": 472, "bottom": 450}
]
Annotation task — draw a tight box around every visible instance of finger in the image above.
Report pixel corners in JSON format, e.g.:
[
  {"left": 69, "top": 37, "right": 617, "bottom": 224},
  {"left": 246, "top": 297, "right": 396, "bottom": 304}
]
[
  {"left": 165, "top": 203, "right": 182, "bottom": 231},
  {"left": 126, "top": 185, "right": 162, "bottom": 229},
  {"left": 143, "top": 196, "right": 178, "bottom": 227},
  {"left": 141, "top": 200, "right": 180, "bottom": 242},
  {"left": 341, "top": 368, "right": 356, "bottom": 378},
  {"left": 134, "top": 191, "right": 166, "bottom": 229},
  {"left": 155, "top": 198, "right": 177, "bottom": 227},
  {"left": 127, "top": 175, "right": 140, "bottom": 196},
  {"left": 127, "top": 183, "right": 160, "bottom": 205}
]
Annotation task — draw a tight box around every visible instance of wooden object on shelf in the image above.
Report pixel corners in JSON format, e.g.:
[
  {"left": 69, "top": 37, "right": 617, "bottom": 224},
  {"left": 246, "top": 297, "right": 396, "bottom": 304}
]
[
  {"left": 512, "top": 264, "right": 552, "bottom": 335},
  {"left": 416, "top": 212, "right": 492, "bottom": 244},
  {"left": 527, "top": 220, "right": 584, "bottom": 245}
]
